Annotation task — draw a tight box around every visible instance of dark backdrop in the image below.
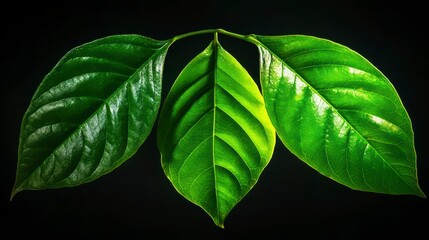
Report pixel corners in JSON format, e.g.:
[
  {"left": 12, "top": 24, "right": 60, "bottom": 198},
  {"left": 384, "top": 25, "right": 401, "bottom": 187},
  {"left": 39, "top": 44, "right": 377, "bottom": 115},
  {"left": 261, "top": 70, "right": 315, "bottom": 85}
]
[{"left": 2, "top": 0, "right": 427, "bottom": 239}]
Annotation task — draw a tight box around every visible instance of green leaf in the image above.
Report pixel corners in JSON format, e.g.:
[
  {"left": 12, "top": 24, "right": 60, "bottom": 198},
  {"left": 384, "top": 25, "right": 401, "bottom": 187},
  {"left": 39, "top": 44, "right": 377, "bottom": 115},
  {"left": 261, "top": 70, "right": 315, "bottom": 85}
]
[
  {"left": 253, "top": 34, "right": 425, "bottom": 197},
  {"left": 157, "top": 38, "right": 276, "bottom": 227},
  {"left": 12, "top": 35, "right": 173, "bottom": 199}
]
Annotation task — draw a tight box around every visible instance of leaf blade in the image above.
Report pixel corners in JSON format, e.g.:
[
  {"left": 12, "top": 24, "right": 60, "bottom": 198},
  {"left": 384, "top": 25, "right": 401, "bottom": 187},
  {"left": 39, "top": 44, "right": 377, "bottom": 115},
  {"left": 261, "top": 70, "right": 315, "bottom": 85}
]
[
  {"left": 12, "top": 35, "right": 172, "bottom": 198},
  {"left": 253, "top": 34, "right": 425, "bottom": 197},
  {"left": 157, "top": 40, "right": 276, "bottom": 227}
]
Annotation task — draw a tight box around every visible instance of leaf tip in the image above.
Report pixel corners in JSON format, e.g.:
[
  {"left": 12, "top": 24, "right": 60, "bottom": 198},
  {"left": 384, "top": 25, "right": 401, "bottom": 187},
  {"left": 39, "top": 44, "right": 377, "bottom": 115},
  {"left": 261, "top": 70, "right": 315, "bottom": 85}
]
[
  {"left": 214, "top": 221, "right": 225, "bottom": 229},
  {"left": 408, "top": 183, "right": 426, "bottom": 198},
  {"left": 10, "top": 182, "right": 23, "bottom": 201},
  {"left": 212, "top": 216, "right": 225, "bottom": 229},
  {"left": 10, "top": 189, "right": 19, "bottom": 202},
  {"left": 416, "top": 189, "right": 426, "bottom": 198}
]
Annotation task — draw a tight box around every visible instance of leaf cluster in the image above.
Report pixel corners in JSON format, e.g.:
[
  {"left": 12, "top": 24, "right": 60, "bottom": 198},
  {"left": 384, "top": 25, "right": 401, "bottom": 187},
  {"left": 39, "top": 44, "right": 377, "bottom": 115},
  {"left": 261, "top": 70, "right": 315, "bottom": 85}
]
[{"left": 11, "top": 29, "right": 425, "bottom": 227}]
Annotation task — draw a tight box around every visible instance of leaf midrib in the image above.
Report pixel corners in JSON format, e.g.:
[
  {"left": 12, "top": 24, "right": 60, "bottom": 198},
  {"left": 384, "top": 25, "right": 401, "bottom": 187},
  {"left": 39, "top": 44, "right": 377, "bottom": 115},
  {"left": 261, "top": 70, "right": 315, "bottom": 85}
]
[{"left": 212, "top": 41, "right": 221, "bottom": 223}]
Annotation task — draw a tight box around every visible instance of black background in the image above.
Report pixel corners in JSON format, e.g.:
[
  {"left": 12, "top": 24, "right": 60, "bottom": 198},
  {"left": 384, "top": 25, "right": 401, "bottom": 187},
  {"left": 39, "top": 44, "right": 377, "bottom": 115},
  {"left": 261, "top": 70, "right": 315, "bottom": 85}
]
[{"left": 1, "top": 0, "right": 427, "bottom": 239}]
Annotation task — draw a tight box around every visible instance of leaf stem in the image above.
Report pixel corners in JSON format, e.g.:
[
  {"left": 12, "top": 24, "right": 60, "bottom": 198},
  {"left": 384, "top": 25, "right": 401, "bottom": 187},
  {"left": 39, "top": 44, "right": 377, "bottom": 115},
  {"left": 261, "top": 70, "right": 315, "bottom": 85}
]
[
  {"left": 172, "top": 29, "right": 217, "bottom": 41},
  {"left": 171, "top": 28, "right": 256, "bottom": 44}
]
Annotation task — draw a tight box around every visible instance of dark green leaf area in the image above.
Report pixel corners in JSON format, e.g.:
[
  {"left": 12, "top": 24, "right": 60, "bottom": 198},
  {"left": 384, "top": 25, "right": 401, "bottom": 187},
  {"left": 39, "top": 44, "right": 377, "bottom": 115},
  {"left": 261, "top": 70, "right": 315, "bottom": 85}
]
[
  {"left": 13, "top": 35, "right": 172, "bottom": 197},
  {"left": 157, "top": 40, "right": 276, "bottom": 227},
  {"left": 255, "top": 35, "right": 425, "bottom": 197}
]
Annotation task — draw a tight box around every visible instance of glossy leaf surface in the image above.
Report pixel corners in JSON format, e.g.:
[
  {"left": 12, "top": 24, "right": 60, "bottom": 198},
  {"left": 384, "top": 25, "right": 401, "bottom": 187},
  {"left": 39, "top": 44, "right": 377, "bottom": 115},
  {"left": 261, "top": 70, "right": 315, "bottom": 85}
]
[
  {"left": 254, "top": 34, "right": 425, "bottom": 197},
  {"left": 157, "top": 39, "right": 276, "bottom": 227},
  {"left": 12, "top": 35, "right": 172, "bottom": 198}
]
